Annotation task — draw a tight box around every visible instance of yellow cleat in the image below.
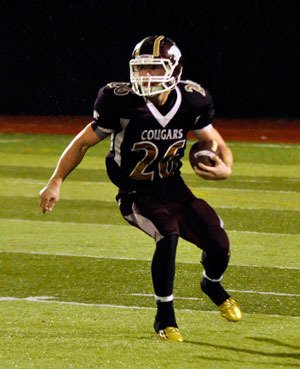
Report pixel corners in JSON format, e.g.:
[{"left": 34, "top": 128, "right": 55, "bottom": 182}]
[
  {"left": 157, "top": 327, "right": 183, "bottom": 342},
  {"left": 219, "top": 298, "right": 242, "bottom": 322}
]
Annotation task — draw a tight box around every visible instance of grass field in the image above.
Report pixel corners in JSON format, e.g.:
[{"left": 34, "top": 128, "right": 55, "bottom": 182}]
[{"left": 0, "top": 132, "right": 299, "bottom": 369}]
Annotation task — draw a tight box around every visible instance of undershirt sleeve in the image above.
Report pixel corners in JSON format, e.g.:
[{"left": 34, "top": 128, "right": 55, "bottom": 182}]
[{"left": 192, "top": 124, "right": 214, "bottom": 136}]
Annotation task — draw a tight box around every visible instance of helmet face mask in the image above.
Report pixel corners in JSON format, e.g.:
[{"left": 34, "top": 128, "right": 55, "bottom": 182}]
[{"left": 129, "top": 36, "right": 183, "bottom": 97}]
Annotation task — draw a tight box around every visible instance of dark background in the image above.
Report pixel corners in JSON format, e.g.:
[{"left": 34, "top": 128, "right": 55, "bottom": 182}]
[{"left": 1, "top": 0, "right": 299, "bottom": 118}]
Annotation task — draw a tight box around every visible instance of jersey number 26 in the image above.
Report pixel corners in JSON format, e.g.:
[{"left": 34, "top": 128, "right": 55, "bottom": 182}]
[{"left": 129, "top": 140, "right": 186, "bottom": 181}]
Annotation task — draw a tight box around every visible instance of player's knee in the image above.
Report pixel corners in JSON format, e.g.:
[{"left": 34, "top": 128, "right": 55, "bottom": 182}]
[
  {"left": 209, "top": 227, "right": 230, "bottom": 254},
  {"left": 156, "top": 231, "right": 179, "bottom": 243},
  {"left": 154, "top": 213, "right": 179, "bottom": 239},
  {"left": 201, "top": 244, "right": 230, "bottom": 280}
]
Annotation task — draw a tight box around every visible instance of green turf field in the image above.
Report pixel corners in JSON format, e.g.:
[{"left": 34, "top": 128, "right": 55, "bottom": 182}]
[{"left": 0, "top": 132, "right": 299, "bottom": 369}]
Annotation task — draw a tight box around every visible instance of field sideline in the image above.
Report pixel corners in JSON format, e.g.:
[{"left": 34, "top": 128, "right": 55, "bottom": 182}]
[{"left": 0, "top": 131, "right": 299, "bottom": 368}]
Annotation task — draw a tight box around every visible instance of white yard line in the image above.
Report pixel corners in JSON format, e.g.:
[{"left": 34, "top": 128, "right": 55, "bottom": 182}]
[
  {"left": 3, "top": 177, "right": 300, "bottom": 194},
  {"left": 229, "top": 142, "right": 300, "bottom": 149},
  {"left": 1, "top": 218, "right": 300, "bottom": 238},
  {"left": 228, "top": 289, "right": 300, "bottom": 297},
  {"left": 229, "top": 263, "right": 300, "bottom": 270},
  {"left": 0, "top": 139, "right": 22, "bottom": 143},
  {"left": 0, "top": 249, "right": 299, "bottom": 270},
  {"left": 3, "top": 194, "right": 299, "bottom": 211},
  {"left": 0, "top": 296, "right": 151, "bottom": 310},
  {"left": 192, "top": 187, "right": 300, "bottom": 195},
  {"left": 130, "top": 290, "right": 300, "bottom": 299},
  {"left": 2, "top": 179, "right": 107, "bottom": 186},
  {"left": 213, "top": 205, "right": 300, "bottom": 211},
  {"left": 0, "top": 296, "right": 299, "bottom": 319},
  {"left": 0, "top": 218, "right": 127, "bottom": 227},
  {"left": 0, "top": 250, "right": 141, "bottom": 262}
]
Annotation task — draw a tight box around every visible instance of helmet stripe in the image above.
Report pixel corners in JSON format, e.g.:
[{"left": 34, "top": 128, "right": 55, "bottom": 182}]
[{"left": 153, "top": 35, "right": 164, "bottom": 56}]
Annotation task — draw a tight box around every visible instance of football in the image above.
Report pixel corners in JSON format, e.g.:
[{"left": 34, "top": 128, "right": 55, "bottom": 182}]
[{"left": 189, "top": 140, "right": 220, "bottom": 168}]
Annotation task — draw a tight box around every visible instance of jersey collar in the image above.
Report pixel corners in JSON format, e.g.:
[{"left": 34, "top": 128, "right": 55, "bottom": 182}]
[{"left": 145, "top": 86, "right": 182, "bottom": 128}]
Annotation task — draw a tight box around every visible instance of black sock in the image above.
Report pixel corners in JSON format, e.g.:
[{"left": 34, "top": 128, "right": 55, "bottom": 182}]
[
  {"left": 151, "top": 234, "right": 178, "bottom": 297},
  {"left": 154, "top": 301, "right": 178, "bottom": 331},
  {"left": 201, "top": 277, "right": 230, "bottom": 306}
]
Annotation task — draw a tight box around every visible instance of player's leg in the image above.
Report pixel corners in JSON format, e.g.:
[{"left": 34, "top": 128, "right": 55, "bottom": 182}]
[
  {"left": 117, "top": 191, "right": 183, "bottom": 341},
  {"left": 152, "top": 233, "right": 182, "bottom": 341},
  {"left": 175, "top": 196, "right": 241, "bottom": 321}
]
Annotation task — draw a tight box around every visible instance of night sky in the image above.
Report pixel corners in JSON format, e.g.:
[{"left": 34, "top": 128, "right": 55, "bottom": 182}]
[{"left": 1, "top": 0, "right": 299, "bottom": 118}]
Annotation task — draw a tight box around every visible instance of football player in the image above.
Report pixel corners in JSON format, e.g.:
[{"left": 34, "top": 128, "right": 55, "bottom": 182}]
[{"left": 39, "top": 35, "right": 242, "bottom": 342}]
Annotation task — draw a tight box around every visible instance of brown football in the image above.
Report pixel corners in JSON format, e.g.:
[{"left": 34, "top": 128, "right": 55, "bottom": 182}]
[{"left": 189, "top": 140, "right": 220, "bottom": 168}]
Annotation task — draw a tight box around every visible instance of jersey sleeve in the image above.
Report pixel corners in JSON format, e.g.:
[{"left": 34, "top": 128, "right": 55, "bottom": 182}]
[
  {"left": 180, "top": 80, "right": 215, "bottom": 131},
  {"left": 192, "top": 89, "right": 215, "bottom": 130},
  {"left": 91, "top": 84, "right": 121, "bottom": 138}
]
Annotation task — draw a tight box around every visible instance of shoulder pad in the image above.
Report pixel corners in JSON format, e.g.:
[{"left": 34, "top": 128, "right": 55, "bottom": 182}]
[
  {"left": 105, "top": 82, "right": 132, "bottom": 96},
  {"left": 179, "top": 80, "right": 207, "bottom": 97}
]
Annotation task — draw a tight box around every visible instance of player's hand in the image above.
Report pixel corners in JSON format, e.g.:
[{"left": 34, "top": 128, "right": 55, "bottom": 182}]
[
  {"left": 39, "top": 184, "right": 60, "bottom": 213},
  {"left": 193, "top": 154, "right": 232, "bottom": 180}
]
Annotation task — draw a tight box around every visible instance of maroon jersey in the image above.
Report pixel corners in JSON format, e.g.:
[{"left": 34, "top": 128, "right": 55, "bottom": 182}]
[{"left": 91, "top": 80, "right": 215, "bottom": 192}]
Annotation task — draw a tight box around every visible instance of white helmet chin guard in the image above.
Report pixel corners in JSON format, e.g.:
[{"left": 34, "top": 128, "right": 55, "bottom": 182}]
[{"left": 129, "top": 35, "right": 183, "bottom": 97}]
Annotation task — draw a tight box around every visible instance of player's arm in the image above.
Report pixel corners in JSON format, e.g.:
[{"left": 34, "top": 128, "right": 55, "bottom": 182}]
[
  {"left": 39, "top": 123, "right": 103, "bottom": 213},
  {"left": 193, "top": 125, "right": 233, "bottom": 180},
  {"left": 188, "top": 85, "right": 232, "bottom": 179}
]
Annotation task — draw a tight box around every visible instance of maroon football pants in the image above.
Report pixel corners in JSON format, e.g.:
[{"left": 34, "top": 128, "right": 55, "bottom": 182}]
[{"left": 117, "top": 179, "right": 230, "bottom": 297}]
